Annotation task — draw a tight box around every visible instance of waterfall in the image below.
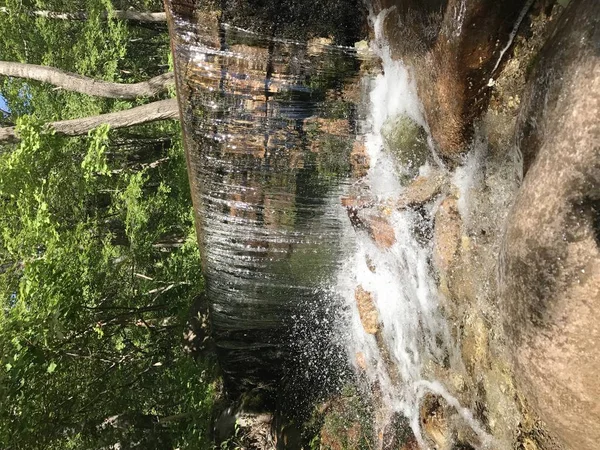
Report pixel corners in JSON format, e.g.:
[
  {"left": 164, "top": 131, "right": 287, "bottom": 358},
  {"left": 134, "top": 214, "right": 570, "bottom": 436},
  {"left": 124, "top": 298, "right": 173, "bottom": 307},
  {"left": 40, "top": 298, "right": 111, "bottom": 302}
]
[
  {"left": 167, "top": 0, "right": 498, "bottom": 445},
  {"left": 336, "top": 10, "right": 493, "bottom": 448}
]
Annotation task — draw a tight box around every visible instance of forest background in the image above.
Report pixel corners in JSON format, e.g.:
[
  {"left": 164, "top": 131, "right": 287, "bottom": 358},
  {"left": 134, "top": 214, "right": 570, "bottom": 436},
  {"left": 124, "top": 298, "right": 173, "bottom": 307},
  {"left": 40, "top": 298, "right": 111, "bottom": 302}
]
[{"left": 0, "top": 1, "right": 219, "bottom": 448}]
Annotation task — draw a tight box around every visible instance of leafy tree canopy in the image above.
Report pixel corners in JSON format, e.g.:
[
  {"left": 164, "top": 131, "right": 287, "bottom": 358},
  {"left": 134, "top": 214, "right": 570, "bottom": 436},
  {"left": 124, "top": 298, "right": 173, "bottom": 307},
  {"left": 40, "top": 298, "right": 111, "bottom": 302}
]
[{"left": 0, "top": 1, "right": 218, "bottom": 448}]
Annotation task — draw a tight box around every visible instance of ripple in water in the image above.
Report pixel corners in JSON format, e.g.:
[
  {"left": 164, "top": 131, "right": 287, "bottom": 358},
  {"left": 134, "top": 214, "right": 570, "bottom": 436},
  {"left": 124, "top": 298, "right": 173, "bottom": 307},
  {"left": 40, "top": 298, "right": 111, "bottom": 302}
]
[{"left": 168, "top": 3, "right": 374, "bottom": 404}]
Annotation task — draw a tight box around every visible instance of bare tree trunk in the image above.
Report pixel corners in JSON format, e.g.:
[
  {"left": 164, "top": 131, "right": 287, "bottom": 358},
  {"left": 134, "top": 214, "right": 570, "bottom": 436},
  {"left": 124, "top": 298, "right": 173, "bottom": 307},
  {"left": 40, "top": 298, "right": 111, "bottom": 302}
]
[
  {"left": 0, "top": 99, "right": 179, "bottom": 144},
  {"left": 0, "top": 7, "right": 167, "bottom": 22},
  {"left": 0, "top": 62, "right": 174, "bottom": 99}
]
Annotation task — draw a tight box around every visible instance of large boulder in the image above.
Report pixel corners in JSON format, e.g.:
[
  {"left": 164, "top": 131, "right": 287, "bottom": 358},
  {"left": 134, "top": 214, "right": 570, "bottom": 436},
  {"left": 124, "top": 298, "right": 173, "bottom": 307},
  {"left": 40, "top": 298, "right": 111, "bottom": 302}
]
[{"left": 499, "top": 1, "right": 600, "bottom": 449}]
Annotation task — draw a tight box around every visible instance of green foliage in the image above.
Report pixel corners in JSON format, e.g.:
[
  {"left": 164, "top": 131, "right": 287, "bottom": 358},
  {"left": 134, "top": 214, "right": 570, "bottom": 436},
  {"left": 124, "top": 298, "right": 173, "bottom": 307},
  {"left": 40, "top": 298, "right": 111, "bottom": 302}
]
[
  {"left": 82, "top": 123, "right": 111, "bottom": 180},
  {"left": 0, "top": 118, "right": 217, "bottom": 449},
  {"left": 0, "top": 1, "right": 218, "bottom": 448},
  {"left": 304, "top": 385, "right": 374, "bottom": 450}
]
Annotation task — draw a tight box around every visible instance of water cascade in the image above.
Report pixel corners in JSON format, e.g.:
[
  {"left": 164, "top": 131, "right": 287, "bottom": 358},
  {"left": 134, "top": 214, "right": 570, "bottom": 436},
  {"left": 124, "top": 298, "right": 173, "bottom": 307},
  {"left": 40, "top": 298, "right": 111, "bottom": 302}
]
[
  {"left": 336, "top": 10, "right": 492, "bottom": 449},
  {"left": 166, "top": 0, "right": 368, "bottom": 402},
  {"left": 165, "top": 0, "right": 600, "bottom": 448},
  {"left": 167, "top": 0, "right": 491, "bottom": 443}
]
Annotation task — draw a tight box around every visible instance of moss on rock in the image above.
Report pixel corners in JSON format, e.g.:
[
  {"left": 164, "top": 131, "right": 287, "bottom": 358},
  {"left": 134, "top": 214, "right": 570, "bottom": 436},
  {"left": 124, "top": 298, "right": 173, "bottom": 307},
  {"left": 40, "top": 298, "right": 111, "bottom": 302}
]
[{"left": 381, "top": 114, "right": 430, "bottom": 182}]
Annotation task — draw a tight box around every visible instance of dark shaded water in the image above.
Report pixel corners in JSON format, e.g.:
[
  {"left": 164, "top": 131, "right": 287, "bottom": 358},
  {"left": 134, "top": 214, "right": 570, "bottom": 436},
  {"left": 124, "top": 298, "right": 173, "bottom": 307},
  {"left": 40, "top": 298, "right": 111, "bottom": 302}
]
[{"left": 166, "top": 0, "right": 370, "bottom": 400}]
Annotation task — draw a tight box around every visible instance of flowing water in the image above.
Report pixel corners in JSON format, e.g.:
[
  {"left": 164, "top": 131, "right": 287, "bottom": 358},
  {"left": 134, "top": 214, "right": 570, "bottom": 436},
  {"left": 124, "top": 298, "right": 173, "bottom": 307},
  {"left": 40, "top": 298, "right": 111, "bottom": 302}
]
[
  {"left": 167, "top": 1, "right": 368, "bottom": 399},
  {"left": 336, "top": 11, "right": 492, "bottom": 448},
  {"left": 167, "top": 0, "right": 491, "bottom": 446}
]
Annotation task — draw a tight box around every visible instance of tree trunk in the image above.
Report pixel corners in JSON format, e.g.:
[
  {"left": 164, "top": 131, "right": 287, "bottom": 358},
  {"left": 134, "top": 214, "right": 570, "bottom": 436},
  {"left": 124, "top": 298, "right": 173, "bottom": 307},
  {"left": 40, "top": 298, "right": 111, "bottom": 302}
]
[
  {"left": 0, "top": 62, "right": 174, "bottom": 99},
  {"left": 0, "top": 98, "right": 179, "bottom": 144},
  {"left": 0, "top": 7, "right": 167, "bottom": 22}
]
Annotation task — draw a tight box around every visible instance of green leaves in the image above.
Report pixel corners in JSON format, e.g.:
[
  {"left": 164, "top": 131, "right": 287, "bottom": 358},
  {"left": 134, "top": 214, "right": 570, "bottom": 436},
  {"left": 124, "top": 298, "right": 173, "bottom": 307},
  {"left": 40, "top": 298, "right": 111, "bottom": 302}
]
[
  {"left": 46, "top": 361, "right": 57, "bottom": 374},
  {"left": 82, "top": 123, "right": 111, "bottom": 180},
  {"left": 0, "top": 1, "right": 216, "bottom": 448},
  {"left": 0, "top": 116, "right": 214, "bottom": 448}
]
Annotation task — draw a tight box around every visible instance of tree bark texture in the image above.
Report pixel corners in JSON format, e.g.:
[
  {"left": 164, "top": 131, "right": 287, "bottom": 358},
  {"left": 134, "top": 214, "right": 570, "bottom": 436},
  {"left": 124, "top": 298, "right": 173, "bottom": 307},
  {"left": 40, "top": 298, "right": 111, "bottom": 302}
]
[
  {"left": 0, "top": 61, "right": 174, "bottom": 99},
  {"left": 0, "top": 98, "right": 179, "bottom": 143}
]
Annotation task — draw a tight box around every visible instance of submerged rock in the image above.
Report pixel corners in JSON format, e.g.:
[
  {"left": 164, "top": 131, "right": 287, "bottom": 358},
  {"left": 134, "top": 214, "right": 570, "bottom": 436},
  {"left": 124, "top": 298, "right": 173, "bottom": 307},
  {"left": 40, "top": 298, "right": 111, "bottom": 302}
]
[
  {"left": 381, "top": 114, "right": 429, "bottom": 181},
  {"left": 499, "top": 1, "right": 600, "bottom": 449},
  {"left": 350, "top": 139, "right": 370, "bottom": 178}
]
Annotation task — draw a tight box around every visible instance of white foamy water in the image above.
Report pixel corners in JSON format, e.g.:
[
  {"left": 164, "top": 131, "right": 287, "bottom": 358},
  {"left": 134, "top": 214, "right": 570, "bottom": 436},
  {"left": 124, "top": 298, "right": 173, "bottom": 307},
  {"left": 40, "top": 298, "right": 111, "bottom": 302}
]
[{"left": 336, "top": 9, "right": 493, "bottom": 449}]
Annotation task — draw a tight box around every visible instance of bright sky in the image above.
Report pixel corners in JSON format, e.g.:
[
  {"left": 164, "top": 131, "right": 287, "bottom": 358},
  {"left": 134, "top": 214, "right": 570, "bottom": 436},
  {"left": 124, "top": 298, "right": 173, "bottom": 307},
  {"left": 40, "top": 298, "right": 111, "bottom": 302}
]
[{"left": 0, "top": 94, "right": 8, "bottom": 113}]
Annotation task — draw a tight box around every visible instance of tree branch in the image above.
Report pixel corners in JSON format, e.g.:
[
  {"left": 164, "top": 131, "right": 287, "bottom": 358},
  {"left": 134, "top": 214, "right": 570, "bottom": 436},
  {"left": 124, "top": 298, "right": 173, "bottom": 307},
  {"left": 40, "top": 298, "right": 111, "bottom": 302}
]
[
  {"left": 0, "top": 98, "right": 179, "bottom": 143},
  {"left": 0, "top": 7, "right": 167, "bottom": 22},
  {"left": 0, "top": 61, "right": 174, "bottom": 99}
]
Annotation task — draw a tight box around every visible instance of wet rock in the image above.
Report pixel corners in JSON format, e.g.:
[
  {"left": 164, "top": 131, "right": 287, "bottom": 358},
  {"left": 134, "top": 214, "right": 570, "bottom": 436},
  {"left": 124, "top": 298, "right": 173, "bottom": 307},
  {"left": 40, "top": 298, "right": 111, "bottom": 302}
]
[
  {"left": 365, "top": 214, "right": 397, "bottom": 249},
  {"left": 499, "top": 1, "right": 600, "bottom": 449},
  {"left": 347, "top": 207, "right": 397, "bottom": 250},
  {"left": 397, "top": 171, "right": 446, "bottom": 209},
  {"left": 237, "top": 412, "right": 276, "bottom": 449},
  {"left": 379, "top": 412, "right": 414, "bottom": 450},
  {"left": 355, "top": 286, "right": 380, "bottom": 334},
  {"left": 350, "top": 139, "right": 370, "bottom": 178},
  {"left": 420, "top": 393, "right": 451, "bottom": 450},
  {"left": 340, "top": 194, "right": 374, "bottom": 210},
  {"left": 365, "top": 255, "right": 377, "bottom": 273},
  {"left": 411, "top": 205, "right": 435, "bottom": 247},
  {"left": 375, "top": 0, "right": 535, "bottom": 158},
  {"left": 400, "top": 439, "right": 420, "bottom": 450},
  {"left": 460, "top": 315, "right": 490, "bottom": 376},
  {"left": 382, "top": 114, "right": 430, "bottom": 180},
  {"left": 433, "top": 196, "right": 462, "bottom": 277},
  {"left": 355, "top": 351, "right": 368, "bottom": 371},
  {"left": 307, "top": 37, "right": 334, "bottom": 55}
]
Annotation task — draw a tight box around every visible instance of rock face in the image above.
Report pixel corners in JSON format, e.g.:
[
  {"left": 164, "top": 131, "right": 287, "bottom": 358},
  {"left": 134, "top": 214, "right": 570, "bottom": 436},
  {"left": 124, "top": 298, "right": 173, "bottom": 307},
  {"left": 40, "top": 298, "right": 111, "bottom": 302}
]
[
  {"left": 433, "top": 196, "right": 462, "bottom": 278},
  {"left": 376, "top": 0, "right": 533, "bottom": 158},
  {"left": 499, "top": 1, "right": 600, "bottom": 449}
]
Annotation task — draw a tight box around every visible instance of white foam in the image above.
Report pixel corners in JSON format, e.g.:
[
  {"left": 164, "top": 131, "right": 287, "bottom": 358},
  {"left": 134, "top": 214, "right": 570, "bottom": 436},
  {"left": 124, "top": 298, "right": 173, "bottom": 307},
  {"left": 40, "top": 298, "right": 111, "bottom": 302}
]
[{"left": 336, "top": 8, "right": 493, "bottom": 449}]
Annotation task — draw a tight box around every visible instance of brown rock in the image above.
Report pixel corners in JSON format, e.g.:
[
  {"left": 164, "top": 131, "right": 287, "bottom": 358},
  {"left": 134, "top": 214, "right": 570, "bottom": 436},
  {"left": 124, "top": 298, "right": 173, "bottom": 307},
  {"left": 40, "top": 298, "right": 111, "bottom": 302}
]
[
  {"left": 355, "top": 352, "right": 368, "bottom": 371},
  {"left": 307, "top": 117, "right": 349, "bottom": 136},
  {"left": 400, "top": 439, "right": 420, "bottom": 450},
  {"left": 397, "top": 172, "right": 446, "bottom": 209},
  {"left": 433, "top": 196, "right": 462, "bottom": 276},
  {"left": 355, "top": 286, "right": 380, "bottom": 334},
  {"left": 341, "top": 195, "right": 374, "bottom": 209},
  {"left": 375, "top": 0, "right": 534, "bottom": 158},
  {"left": 366, "top": 214, "right": 396, "bottom": 250},
  {"left": 420, "top": 393, "right": 451, "bottom": 450},
  {"left": 347, "top": 208, "right": 397, "bottom": 250},
  {"left": 306, "top": 37, "right": 333, "bottom": 55},
  {"left": 499, "top": 2, "right": 600, "bottom": 449},
  {"left": 350, "top": 140, "right": 370, "bottom": 178}
]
